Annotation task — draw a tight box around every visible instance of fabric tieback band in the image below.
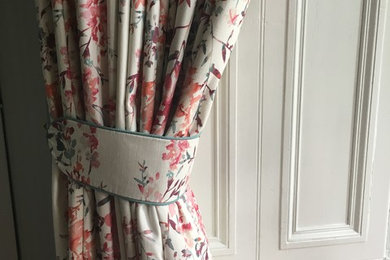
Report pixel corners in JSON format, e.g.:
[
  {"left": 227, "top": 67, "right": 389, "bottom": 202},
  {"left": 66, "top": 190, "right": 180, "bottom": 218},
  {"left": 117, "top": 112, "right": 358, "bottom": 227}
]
[{"left": 46, "top": 118, "right": 200, "bottom": 205}]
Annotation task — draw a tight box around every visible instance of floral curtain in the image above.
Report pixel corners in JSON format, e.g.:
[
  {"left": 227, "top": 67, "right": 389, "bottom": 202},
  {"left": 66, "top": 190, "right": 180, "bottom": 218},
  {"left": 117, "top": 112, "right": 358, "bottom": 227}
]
[{"left": 35, "top": 0, "right": 248, "bottom": 259}]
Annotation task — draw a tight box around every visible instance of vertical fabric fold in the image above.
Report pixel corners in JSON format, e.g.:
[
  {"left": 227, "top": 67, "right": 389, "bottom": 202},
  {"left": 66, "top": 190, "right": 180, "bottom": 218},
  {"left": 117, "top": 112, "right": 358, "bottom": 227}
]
[
  {"left": 151, "top": 0, "right": 197, "bottom": 136},
  {"left": 106, "top": 0, "right": 118, "bottom": 127},
  {"left": 125, "top": 0, "right": 146, "bottom": 131},
  {"left": 166, "top": 0, "right": 249, "bottom": 137},
  {"left": 139, "top": 0, "right": 160, "bottom": 133},
  {"left": 115, "top": 0, "right": 131, "bottom": 128}
]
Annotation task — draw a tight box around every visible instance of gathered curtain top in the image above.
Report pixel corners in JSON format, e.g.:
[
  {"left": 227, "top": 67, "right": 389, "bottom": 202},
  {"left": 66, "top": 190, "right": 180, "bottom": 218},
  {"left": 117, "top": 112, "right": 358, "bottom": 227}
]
[{"left": 47, "top": 118, "right": 200, "bottom": 205}]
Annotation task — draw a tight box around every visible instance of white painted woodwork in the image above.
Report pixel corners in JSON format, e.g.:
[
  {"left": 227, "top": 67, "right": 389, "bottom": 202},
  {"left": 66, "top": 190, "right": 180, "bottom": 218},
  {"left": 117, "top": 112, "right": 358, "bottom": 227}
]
[
  {"left": 280, "top": 0, "right": 380, "bottom": 248},
  {"left": 259, "top": 0, "right": 390, "bottom": 259}
]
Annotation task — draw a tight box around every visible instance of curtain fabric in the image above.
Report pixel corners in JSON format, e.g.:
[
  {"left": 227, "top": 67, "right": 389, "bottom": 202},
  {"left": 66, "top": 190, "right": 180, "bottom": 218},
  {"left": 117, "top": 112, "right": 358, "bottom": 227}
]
[{"left": 35, "top": 0, "right": 248, "bottom": 259}]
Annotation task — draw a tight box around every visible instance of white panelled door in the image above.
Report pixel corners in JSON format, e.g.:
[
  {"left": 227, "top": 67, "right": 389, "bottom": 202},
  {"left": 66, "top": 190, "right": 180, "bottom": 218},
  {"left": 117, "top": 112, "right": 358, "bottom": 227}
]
[{"left": 192, "top": 0, "right": 390, "bottom": 259}]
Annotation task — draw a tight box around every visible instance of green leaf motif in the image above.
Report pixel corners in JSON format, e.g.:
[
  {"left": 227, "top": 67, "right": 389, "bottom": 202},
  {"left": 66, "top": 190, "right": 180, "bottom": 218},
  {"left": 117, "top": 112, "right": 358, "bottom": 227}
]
[
  {"left": 84, "top": 206, "right": 89, "bottom": 217},
  {"left": 215, "top": 6, "right": 224, "bottom": 16},
  {"left": 134, "top": 177, "right": 146, "bottom": 186},
  {"left": 64, "top": 148, "right": 75, "bottom": 160},
  {"left": 166, "top": 171, "right": 174, "bottom": 178},
  {"left": 56, "top": 138, "right": 65, "bottom": 151},
  {"left": 97, "top": 195, "right": 111, "bottom": 207},
  {"left": 166, "top": 238, "right": 174, "bottom": 250}
]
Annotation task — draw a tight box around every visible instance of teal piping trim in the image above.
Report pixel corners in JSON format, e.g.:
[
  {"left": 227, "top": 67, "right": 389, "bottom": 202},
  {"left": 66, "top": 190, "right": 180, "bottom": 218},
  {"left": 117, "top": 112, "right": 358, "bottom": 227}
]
[
  {"left": 66, "top": 175, "right": 184, "bottom": 206},
  {"left": 48, "top": 117, "right": 201, "bottom": 140}
]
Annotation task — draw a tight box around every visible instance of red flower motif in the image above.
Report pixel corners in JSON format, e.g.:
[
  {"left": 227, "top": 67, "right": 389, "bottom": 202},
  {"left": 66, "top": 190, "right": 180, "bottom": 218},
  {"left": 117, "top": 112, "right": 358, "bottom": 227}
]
[
  {"left": 69, "top": 219, "right": 83, "bottom": 255},
  {"left": 82, "top": 67, "right": 100, "bottom": 104},
  {"left": 138, "top": 184, "right": 144, "bottom": 193},
  {"left": 80, "top": 0, "right": 107, "bottom": 45},
  {"left": 104, "top": 213, "right": 113, "bottom": 228},
  {"left": 178, "top": 140, "right": 190, "bottom": 150},
  {"left": 182, "top": 223, "right": 192, "bottom": 231},
  {"left": 143, "top": 230, "right": 152, "bottom": 235},
  {"left": 134, "top": 0, "right": 146, "bottom": 9},
  {"left": 64, "top": 126, "right": 75, "bottom": 140},
  {"left": 162, "top": 140, "right": 190, "bottom": 170},
  {"left": 90, "top": 126, "right": 97, "bottom": 134},
  {"left": 80, "top": 176, "right": 91, "bottom": 185},
  {"left": 74, "top": 161, "right": 84, "bottom": 173},
  {"left": 45, "top": 83, "right": 57, "bottom": 99},
  {"left": 83, "top": 132, "right": 99, "bottom": 151}
]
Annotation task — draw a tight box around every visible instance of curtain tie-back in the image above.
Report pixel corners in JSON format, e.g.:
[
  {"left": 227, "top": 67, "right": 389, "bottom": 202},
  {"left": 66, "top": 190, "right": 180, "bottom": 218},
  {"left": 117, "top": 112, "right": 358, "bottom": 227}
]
[{"left": 46, "top": 118, "right": 200, "bottom": 205}]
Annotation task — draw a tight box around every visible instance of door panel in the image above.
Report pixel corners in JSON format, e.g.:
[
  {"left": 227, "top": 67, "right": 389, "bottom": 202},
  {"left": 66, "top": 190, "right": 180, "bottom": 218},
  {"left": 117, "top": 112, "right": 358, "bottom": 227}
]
[
  {"left": 281, "top": 0, "right": 380, "bottom": 248},
  {"left": 260, "top": 0, "right": 390, "bottom": 259}
]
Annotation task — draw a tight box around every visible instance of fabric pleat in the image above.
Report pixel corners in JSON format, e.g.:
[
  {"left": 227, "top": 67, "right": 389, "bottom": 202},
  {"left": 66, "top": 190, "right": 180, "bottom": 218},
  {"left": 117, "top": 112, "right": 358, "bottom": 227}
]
[{"left": 35, "top": 0, "right": 249, "bottom": 259}]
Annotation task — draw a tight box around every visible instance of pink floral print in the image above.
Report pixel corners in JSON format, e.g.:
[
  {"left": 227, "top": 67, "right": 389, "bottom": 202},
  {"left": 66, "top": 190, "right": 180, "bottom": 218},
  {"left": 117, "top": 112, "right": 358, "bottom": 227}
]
[{"left": 35, "top": 0, "right": 249, "bottom": 258}]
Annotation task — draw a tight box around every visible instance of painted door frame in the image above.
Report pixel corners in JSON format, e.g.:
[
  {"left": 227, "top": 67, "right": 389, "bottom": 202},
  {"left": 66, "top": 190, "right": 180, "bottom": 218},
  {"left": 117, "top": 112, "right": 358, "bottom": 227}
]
[{"left": 0, "top": 95, "right": 18, "bottom": 259}]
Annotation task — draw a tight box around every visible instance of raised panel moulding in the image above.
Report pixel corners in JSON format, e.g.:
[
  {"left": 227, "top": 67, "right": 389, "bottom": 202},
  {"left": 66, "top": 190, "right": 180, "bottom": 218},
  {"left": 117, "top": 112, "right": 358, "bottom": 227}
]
[
  {"left": 209, "top": 49, "right": 238, "bottom": 256},
  {"left": 280, "top": 0, "right": 381, "bottom": 249}
]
